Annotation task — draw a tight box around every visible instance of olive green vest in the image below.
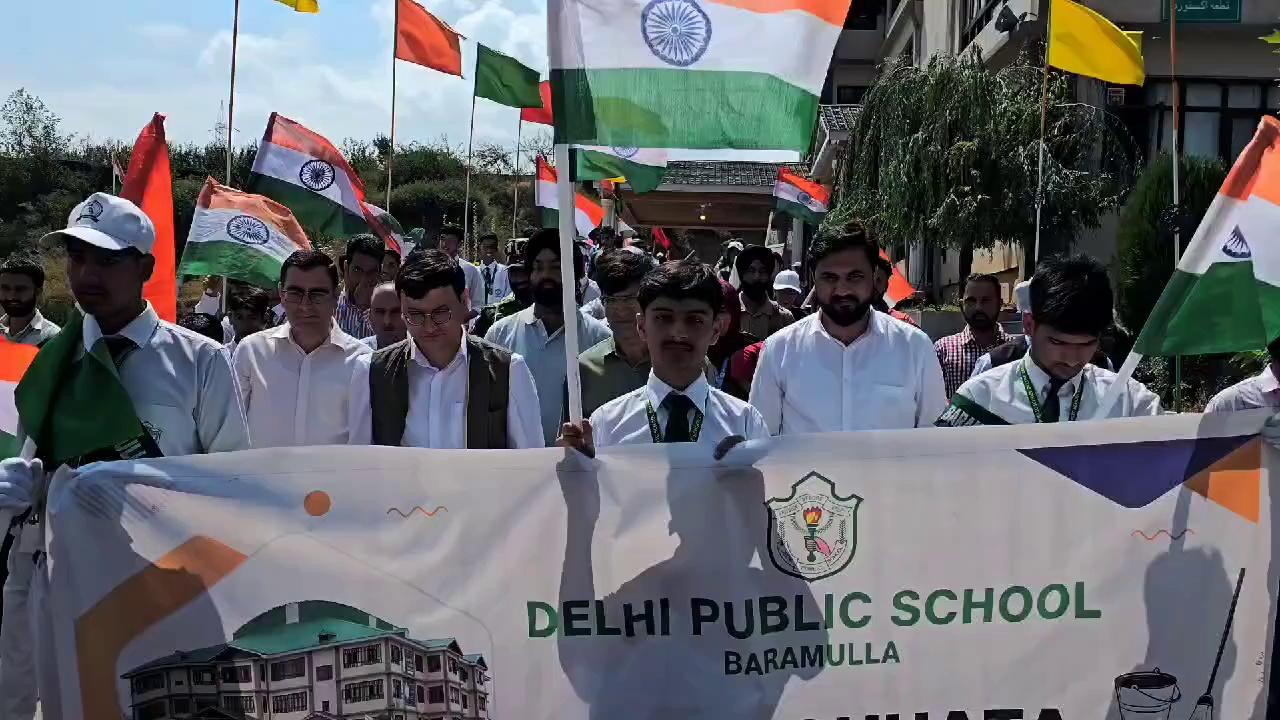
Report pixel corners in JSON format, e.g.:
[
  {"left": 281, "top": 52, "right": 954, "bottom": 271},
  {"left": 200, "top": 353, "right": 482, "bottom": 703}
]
[{"left": 368, "top": 336, "right": 511, "bottom": 449}]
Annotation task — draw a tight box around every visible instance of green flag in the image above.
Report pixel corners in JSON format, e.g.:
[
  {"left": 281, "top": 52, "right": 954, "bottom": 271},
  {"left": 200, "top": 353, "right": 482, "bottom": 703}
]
[{"left": 474, "top": 45, "right": 542, "bottom": 108}]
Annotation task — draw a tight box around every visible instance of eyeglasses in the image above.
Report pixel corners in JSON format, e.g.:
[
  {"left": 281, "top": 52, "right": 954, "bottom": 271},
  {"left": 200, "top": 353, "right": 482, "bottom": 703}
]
[
  {"left": 402, "top": 306, "right": 453, "bottom": 327},
  {"left": 282, "top": 288, "right": 333, "bottom": 305},
  {"left": 603, "top": 294, "right": 640, "bottom": 306}
]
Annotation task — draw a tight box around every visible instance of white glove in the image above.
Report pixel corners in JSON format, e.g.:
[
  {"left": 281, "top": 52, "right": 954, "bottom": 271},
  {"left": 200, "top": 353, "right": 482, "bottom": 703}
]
[
  {"left": 1262, "top": 412, "right": 1280, "bottom": 450},
  {"left": 0, "top": 457, "right": 43, "bottom": 513}
]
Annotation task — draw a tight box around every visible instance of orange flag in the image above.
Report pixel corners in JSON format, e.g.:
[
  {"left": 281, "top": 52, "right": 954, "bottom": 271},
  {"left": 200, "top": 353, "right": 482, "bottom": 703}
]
[
  {"left": 121, "top": 114, "right": 176, "bottom": 322},
  {"left": 395, "top": 0, "right": 463, "bottom": 77},
  {"left": 520, "top": 81, "right": 554, "bottom": 126}
]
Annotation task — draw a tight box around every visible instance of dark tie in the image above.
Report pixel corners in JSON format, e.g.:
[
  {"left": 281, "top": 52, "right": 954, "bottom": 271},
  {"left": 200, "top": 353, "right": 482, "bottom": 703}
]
[
  {"left": 1042, "top": 378, "right": 1067, "bottom": 423},
  {"left": 102, "top": 336, "right": 137, "bottom": 369},
  {"left": 662, "top": 392, "right": 697, "bottom": 443}
]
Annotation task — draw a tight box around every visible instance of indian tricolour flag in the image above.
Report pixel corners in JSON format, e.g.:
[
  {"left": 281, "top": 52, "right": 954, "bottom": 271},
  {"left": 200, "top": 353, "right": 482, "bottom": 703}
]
[
  {"left": 536, "top": 156, "right": 604, "bottom": 238},
  {"left": 1134, "top": 116, "right": 1280, "bottom": 356},
  {"left": 880, "top": 250, "right": 914, "bottom": 309},
  {"left": 773, "top": 168, "right": 829, "bottom": 226},
  {"left": 247, "top": 113, "right": 371, "bottom": 237},
  {"left": 0, "top": 341, "right": 37, "bottom": 458},
  {"left": 571, "top": 145, "right": 668, "bottom": 193},
  {"left": 549, "top": 0, "right": 851, "bottom": 151},
  {"left": 179, "top": 178, "right": 312, "bottom": 290}
]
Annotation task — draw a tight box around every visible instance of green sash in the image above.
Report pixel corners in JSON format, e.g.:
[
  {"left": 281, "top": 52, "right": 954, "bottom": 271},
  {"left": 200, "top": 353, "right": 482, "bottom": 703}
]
[
  {"left": 15, "top": 312, "right": 162, "bottom": 469},
  {"left": 935, "top": 394, "right": 1012, "bottom": 427}
]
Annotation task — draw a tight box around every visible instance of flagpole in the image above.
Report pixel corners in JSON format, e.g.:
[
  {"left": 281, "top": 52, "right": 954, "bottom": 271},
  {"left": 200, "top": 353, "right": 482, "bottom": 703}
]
[
  {"left": 554, "top": 143, "right": 584, "bottom": 421},
  {"left": 387, "top": 0, "right": 399, "bottom": 209},
  {"left": 464, "top": 65, "right": 478, "bottom": 257},
  {"left": 512, "top": 117, "right": 522, "bottom": 241},
  {"left": 1170, "top": 0, "right": 1182, "bottom": 411},
  {"left": 1033, "top": 2, "right": 1053, "bottom": 265},
  {"left": 227, "top": 0, "right": 241, "bottom": 186},
  {"left": 764, "top": 210, "right": 774, "bottom": 245}
]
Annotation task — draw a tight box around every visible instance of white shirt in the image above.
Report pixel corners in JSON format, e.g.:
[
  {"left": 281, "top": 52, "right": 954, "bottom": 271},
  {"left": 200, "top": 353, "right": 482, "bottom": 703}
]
[
  {"left": 485, "top": 306, "right": 613, "bottom": 445},
  {"left": 478, "top": 262, "right": 511, "bottom": 306},
  {"left": 452, "top": 258, "right": 485, "bottom": 311},
  {"left": 193, "top": 291, "right": 221, "bottom": 315},
  {"left": 970, "top": 336, "right": 1113, "bottom": 377},
  {"left": 749, "top": 311, "right": 948, "bottom": 435},
  {"left": 349, "top": 335, "right": 544, "bottom": 448},
  {"left": 233, "top": 321, "right": 371, "bottom": 447},
  {"left": 1, "top": 310, "right": 60, "bottom": 346},
  {"left": 64, "top": 303, "right": 249, "bottom": 456},
  {"left": 581, "top": 297, "right": 607, "bottom": 320},
  {"left": 581, "top": 279, "right": 602, "bottom": 306},
  {"left": 1204, "top": 366, "right": 1280, "bottom": 413},
  {"left": 591, "top": 372, "right": 770, "bottom": 447},
  {"left": 948, "top": 357, "right": 1162, "bottom": 424}
]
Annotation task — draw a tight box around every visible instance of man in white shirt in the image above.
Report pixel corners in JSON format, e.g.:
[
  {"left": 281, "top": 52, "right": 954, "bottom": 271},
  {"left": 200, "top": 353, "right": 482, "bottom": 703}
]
[
  {"left": 1204, "top": 338, "right": 1280, "bottom": 412},
  {"left": 0, "top": 255, "right": 60, "bottom": 346},
  {"left": 234, "top": 250, "right": 371, "bottom": 447},
  {"left": 486, "top": 229, "right": 612, "bottom": 445},
  {"left": 559, "top": 260, "right": 769, "bottom": 454},
  {"left": 351, "top": 251, "right": 542, "bottom": 448},
  {"left": 438, "top": 225, "right": 485, "bottom": 315},
  {"left": 749, "top": 223, "right": 947, "bottom": 434},
  {"left": 938, "top": 254, "right": 1161, "bottom": 426},
  {"left": 0, "top": 192, "right": 249, "bottom": 719},
  {"left": 477, "top": 233, "right": 511, "bottom": 307},
  {"left": 362, "top": 282, "right": 408, "bottom": 351}
]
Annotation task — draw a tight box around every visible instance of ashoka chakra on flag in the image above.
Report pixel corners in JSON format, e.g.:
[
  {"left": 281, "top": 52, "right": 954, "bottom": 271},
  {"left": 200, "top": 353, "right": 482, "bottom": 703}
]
[
  {"left": 226, "top": 215, "right": 271, "bottom": 246},
  {"left": 299, "top": 159, "right": 337, "bottom": 191},
  {"left": 642, "top": 0, "right": 712, "bottom": 67}
]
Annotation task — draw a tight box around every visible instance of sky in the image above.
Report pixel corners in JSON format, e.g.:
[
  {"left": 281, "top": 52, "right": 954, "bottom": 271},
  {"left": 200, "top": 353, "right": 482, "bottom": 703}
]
[{"left": 0, "top": 0, "right": 794, "bottom": 162}]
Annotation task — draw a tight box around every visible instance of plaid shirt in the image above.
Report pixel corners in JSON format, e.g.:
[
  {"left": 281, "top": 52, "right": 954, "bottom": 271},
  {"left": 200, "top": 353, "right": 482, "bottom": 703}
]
[
  {"left": 334, "top": 294, "right": 373, "bottom": 339},
  {"left": 934, "top": 326, "right": 1011, "bottom": 398}
]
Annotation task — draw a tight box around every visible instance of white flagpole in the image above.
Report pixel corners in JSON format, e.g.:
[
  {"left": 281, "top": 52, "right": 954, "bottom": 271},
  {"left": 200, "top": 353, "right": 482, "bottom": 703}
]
[
  {"left": 387, "top": 0, "right": 399, "bottom": 209},
  {"left": 764, "top": 210, "right": 774, "bottom": 244},
  {"left": 512, "top": 118, "right": 522, "bottom": 241},
  {"left": 464, "top": 78, "right": 478, "bottom": 255},
  {"left": 554, "top": 143, "right": 584, "bottom": 421}
]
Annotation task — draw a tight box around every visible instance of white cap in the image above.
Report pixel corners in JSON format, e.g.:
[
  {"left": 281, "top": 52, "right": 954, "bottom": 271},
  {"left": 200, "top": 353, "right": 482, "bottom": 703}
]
[
  {"left": 41, "top": 192, "right": 156, "bottom": 255},
  {"left": 726, "top": 240, "right": 744, "bottom": 251},
  {"left": 1014, "top": 279, "right": 1032, "bottom": 314},
  {"left": 773, "top": 269, "right": 802, "bottom": 293}
]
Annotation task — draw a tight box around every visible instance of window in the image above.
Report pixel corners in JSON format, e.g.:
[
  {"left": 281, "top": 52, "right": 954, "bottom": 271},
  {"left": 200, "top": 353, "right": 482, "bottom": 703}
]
[
  {"left": 394, "top": 678, "right": 403, "bottom": 699},
  {"left": 462, "top": 694, "right": 469, "bottom": 710},
  {"left": 449, "top": 658, "right": 458, "bottom": 675},
  {"left": 343, "top": 679, "right": 385, "bottom": 703},
  {"left": 1138, "top": 79, "right": 1277, "bottom": 161},
  {"left": 836, "top": 86, "right": 866, "bottom": 105},
  {"left": 391, "top": 644, "right": 403, "bottom": 664},
  {"left": 220, "top": 665, "right": 251, "bottom": 684},
  {"left": 272, "top": 691, "right": 308, "bottom": 714},
  {"left": 171, "top": 698, "right": 191, "bottom": 714},
  {"left": 322, "top": 700, "right": 331, "bottom": 712},
  {"left": 415, "top": 654, "right": 424, "bottom": 672},
  {"left": 132, "top": 673, "right": 165, "bottom": 694},
  {"left": 137, "top": 701, "right": 166, "bottom": 720},
  {"left": 479, "top": 696, "right": 487, "bottom": 710},
  {"left": 450, "top": 686, "right": 460, "bottom": 704},
  {"left": 427, "top": 654, "right": 442, "bottom": 673},
  {"left": 174, "top": 678, "right": 184, "bottom": 687},
  {"left": 316, "top": 664, "right": 333, "bottom": 681},
  {"left": 270, "top": 657, "right": 306, "bottom": 682},
  {"left": 223, "top": 695, "right": 255, "bottom": 714},
  {"left": 459, "top": 667, "right": 469, "bottom": 683},
  {"left": 342, "top": 644, "right": 381, "bottom": 668},
  {"left": 193, "top": 668, "right": 215, "bottom": 685},
  {"left": 429, "top": 685, "right": 445, "bottom": 704},
  {"left": 417, "top": 685, "right": 426, "bottom": 704}
]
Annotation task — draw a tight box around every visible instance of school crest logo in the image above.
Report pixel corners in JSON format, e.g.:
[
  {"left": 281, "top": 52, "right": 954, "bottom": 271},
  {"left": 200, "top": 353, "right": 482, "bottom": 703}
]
[
  {"left": 77, "top": 198, "right": 105, "bottom": 224},
  {"left": 766, "top": 472, "right": 861, "bottom": 581}
]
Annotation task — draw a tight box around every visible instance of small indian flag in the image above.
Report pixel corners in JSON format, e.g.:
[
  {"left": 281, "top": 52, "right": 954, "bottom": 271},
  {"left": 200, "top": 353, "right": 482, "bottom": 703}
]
[
  {"left": 880, "top": 250, "right": 914, "bottom": 309},
  {"left": 0, "top": 341, "right": 38, "bottom": 458},
  {"left": 571, "top": 146, "right": 668, "bottom": 193},
  {"left": 247, "top": 113, "right": 370, "bottom": 238},
  {"left": 1135, "top": 116, "right": 1280, "bottom": 355},
  {"left": 773, "top": 169, "right": 829, "bottom": 227},
  {"left": 536, "top": 156, "right": 604, "bottom": 238},
  {"left": 179, "top": 178, "right": 312, "bottom": 290}
]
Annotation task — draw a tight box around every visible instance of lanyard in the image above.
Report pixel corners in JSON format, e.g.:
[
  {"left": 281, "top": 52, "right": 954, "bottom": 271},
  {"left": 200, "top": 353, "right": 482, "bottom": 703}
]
[
  {"left": 645, "top": 398, "right": 704, "bottom": 443},
  {"left": 1019, "top": 359, "right": 1084, "bottom": 423}
]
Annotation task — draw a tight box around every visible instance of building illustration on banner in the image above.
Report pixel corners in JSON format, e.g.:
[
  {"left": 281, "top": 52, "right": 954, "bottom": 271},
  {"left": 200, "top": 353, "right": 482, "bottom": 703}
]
[{"left": 121, "top": 601, "right": 492, "bottom": 720}]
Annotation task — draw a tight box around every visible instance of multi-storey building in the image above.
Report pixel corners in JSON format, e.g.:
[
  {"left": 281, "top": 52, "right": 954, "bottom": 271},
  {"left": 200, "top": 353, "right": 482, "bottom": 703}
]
[{"left": 121, "top": 601, "right": 491, "bottom": 720}]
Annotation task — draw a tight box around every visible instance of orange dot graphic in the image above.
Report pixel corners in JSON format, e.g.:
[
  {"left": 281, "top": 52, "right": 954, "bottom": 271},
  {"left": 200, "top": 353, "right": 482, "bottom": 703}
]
[{"left": 304, "top": 491, "right": 332, "bottom": 517}]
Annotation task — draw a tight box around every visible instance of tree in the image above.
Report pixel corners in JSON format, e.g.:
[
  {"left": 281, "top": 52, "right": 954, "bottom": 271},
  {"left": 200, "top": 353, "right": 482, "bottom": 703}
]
[{"left": 828, "top": 51, "right": 1139, "bottom": 293}]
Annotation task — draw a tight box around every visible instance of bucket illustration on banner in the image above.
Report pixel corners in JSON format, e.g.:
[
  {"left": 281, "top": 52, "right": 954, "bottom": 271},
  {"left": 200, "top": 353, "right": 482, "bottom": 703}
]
[{"left": 1114, "top": 668, "right": 1182, "bottom": 720}]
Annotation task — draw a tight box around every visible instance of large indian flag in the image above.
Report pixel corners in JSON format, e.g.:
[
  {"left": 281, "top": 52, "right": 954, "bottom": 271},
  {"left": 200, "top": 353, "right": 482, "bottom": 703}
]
[
  {"left": 773, "top": 168, "right": 828, "bottom": 226},
  {"left": 247, "top": 113, "right": 371, "bottom": 237},
  {"left": 1135, "top": 116, "right": 1280, "bottom": 355},
  {"left": 179, "top": 178, "right": 312, "bottom": 290},
  {"left": 548, "top": 0, "right": 851, "bottom": 151},
  {"left": 0, "top": 341, "right": 38, "bottom": 458}
]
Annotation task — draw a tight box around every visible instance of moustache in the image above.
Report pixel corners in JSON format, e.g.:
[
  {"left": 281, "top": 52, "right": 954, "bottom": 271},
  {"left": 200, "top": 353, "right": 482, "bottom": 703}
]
[{"left": 662, "top": 341, "right": 695, "bottom": 352}]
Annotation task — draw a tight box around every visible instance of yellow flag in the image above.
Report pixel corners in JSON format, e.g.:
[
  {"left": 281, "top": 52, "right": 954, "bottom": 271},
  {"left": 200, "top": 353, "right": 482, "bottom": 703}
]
[
  {"left": 1048, "top": 0, "right": 1144, "bottom": 86},
  {"left": 273, "top": 0, "right": 319, "bottom": 12}
]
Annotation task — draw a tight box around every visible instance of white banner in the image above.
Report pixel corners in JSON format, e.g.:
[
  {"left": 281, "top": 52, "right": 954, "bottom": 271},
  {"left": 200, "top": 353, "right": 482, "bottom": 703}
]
[{"left": 45, "top": 412, "right": 1277, "bottom": 720}]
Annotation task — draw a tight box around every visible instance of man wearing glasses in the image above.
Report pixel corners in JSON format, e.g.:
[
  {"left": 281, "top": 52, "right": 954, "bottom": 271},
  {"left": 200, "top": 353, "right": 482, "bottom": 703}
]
[
  {"left": 350, "top": 251, "right": 543, "bottom": 449},
  {"left": 233, "top": 250, "right": 372, "bottom": 447}
]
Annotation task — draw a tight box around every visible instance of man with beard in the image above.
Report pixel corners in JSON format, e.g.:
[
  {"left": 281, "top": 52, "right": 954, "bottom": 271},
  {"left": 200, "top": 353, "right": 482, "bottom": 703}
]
[
  {"left": 933, "top": 273, "right": 1011, "bottom": 397},
  {"left": 0, "top": 256, "right": 59, "bottom": 346},
  {"left": 735, "top": 244, "right": 794, "bottom": 340},
  {"left": 486, "top": 229, "right": 611, "bottom": 445},
  {"left": 473, "top": 264, "right": 533, "bottom": 338},
  {"left": 939, "top": 254, "right": 1159, "bottom": 426},
  {"left": 749, "top": 223, "right": 947, "bottom": 434}
]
